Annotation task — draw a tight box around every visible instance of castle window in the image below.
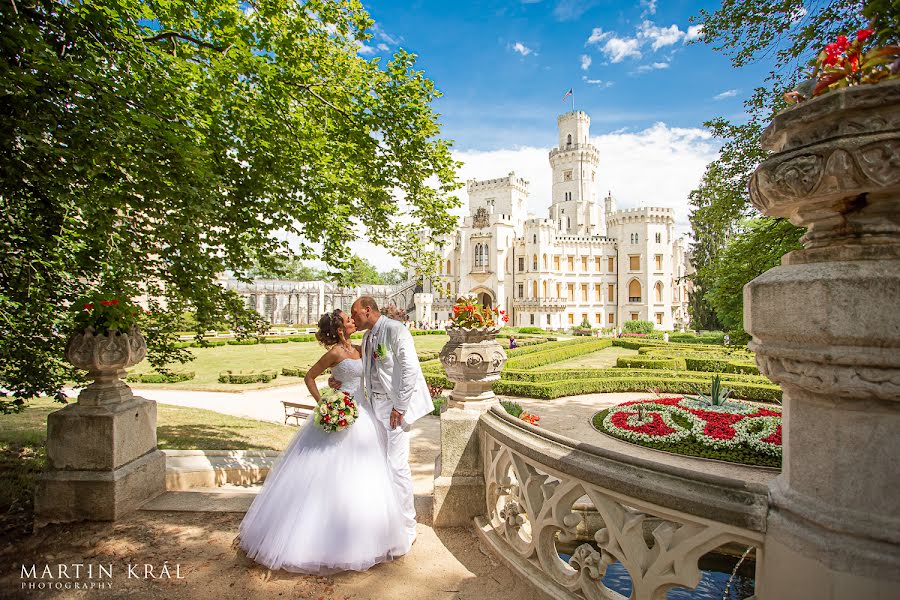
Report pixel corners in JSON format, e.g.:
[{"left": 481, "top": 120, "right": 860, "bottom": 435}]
[
  {"left": 656, "top": 312, "right": 664, "bottom": 325},
  {"left": 628, "top": 280, "right": 642, "bottom": 303},
  {"left": 595, "top": 257, "right": 602, "bottom": 271},
  {"left": 608, "top": 313, "right": 615, "bottom": 324},
  {"left": 629, "top": 255, "right": 640, "bottom": 271},
  {"left": 581, "top": 256, "right": 588, "bottom": 271},
  {"left": 543, "top": 254, "right": 548, "bottom": 269},
  {"left": 567, "top": 256, "right": 574, "bottom": 271},
  {"left": 568, "top": 313, "right": 574, "bottom": 324},
  {"left": 530, "top": 314, "right": 535, "bottom": 325},
  {"left": 595, "top": 284, "right": 602, "bottom": 301},
  {"left": 518, "top": 256, "right": 525, "bottom": 271},
  {"left": 581, "top": 284, "right": 588, "bottom": 302},
  {"left": 655, "top": 254, "right": 663, "bottom": 271},
  {"left": 607, "top": 284, "right": 615, "bottom": 302},
  {"left": 567, "top": 283, "right": 575, "bottom": 300},
  {"left": 518, "top": 284, "right": 524, "bottom": 298},
  {"left": 567, "top": 216, "right": 571, "bottom": 229},
  {"left": 595, "top": 313, "right": 601, "bottom": 324},
  {"left": 533, "top": 280, "right": 538, "bottom": 298},
  {"left": 532, "top": 255, "right": 538, "bottom": 270},
  {"left": 533, "top": 234, "right": 537, "bottom": 244},
  {"left": 554, "top": 255, "right": 560, "bottom": 270},
  {"left": 631, "top": 313, "right": 639, "bottom": 321},
  {"left": 447, "top": 259, "right": 451, "bottom": 275},
  {"left": 608, "top": 257, "right": 615, "bottom": 272},
  {"left": 474, "top": 243, "right": 482, "bottom": 267},
  {"left": 655, "top": 232, "right": 662, "bottom": 244},
  {"left": 566, "top": 134, "right": 572, "bottom": 146},
  {"left": 655, "top": 281, "right": 664, "bottom": 303}
]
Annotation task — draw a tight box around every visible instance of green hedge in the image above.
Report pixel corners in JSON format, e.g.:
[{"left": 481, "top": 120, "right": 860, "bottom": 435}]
[
  {"left": 260, "top": 337, "right": 290, "bottom": 344},
  {"left": 280, "top": 367, "right": 309, "bottom": 378},
  {"left": 126, "top": 371, "right": 195, "bottom": 383},
  {"left": 218, "top": 370, "right": 278, "bottom": 384},
  {"left": 725, "top": 360, "right": 759, "bottom": 375},
  {"left": 424, "top": 371, "right": 453, "bottom": 389},
  {"left": 227, "top": 338, "right": 259, "bottom": 345},
  {"left": 504, "top": 339, "right": 612, "bottom": 370},
  {"left": 287, "top": 335, "right": 316, "bottom": 342},
  {"left": 615, "top": 356, "right": 686, "bottom": 370},
  {"left": 502, "top": 368, "right": 773, "bottom": 386},
  {"left": 493, "top": 376, "right": 780, "bottom": 402}
]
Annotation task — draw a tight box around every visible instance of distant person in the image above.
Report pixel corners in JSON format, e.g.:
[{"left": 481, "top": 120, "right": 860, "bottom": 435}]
[
  {"left": 508, "top": 336, "right": 518, "bottom": 349},
  {"left": 663, "top": 332, "right": 669, "bottom": 343},
  {"left": 724, "top": 334, "right": 731, "bottom": 347}
]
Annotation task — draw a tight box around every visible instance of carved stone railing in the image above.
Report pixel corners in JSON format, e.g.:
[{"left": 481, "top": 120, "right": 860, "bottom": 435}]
[
  {"left": 513, "top": 298, "right": 569, "bottom": 311},
  {"left": 476, "top": 408, "right": 768, "bottom": 600}
]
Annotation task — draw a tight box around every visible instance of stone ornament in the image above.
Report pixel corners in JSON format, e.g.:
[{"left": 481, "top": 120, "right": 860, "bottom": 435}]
[
  {"left": 439, "top": 326, "right": 507, "bottom": 403},
  {"left": 65, "top": 325, "right": 147, "bottom": 406},
  {"left": 481, "top": 429, "right": 762, "bottom": 600}
]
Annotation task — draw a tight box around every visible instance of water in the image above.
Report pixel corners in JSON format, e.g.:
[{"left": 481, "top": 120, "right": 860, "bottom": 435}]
[{"left": 557, "top": 553, "right": 755, "bottom": 599}]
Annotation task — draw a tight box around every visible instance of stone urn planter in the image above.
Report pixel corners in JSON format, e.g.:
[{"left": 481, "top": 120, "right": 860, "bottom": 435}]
[
  {"left": 439, "top": 327, "right": 507, "bottom": 404},
  {"left": 746, "top": 79, "right": 900, "bottom": 597},
  {"left": 35, "top": 324, "right": 165, "bottom": 525},
  {"left": 65, "top": 325, "right": 147, "bottom": 406}
]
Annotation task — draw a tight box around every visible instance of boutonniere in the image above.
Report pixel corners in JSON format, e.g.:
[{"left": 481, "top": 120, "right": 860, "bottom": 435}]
[{"left": 373, "top": 342, "right": 389, "bottom": 361}]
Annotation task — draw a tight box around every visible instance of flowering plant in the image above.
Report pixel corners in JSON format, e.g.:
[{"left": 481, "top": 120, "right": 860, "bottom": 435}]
[
  {"left": 786, "top": 28, "right": 900, "bottom": 104},
  {"left": 313, "top": 388, "right": 359, "bottom": 433},
  {"left": 72, "top": 295, "right": 145, "bottom": 335},
  {"left": 449, "top": 295, "right": 508, "bottom": 328}
]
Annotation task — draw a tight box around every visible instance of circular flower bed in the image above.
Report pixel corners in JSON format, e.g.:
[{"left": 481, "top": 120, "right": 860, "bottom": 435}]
[{"left": 592, "top": 396, "right": 782, "bottom": 468}]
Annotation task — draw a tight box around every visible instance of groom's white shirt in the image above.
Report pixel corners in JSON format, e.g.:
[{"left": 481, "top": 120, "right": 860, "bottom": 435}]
[{"left": 361, "top": 315, "right": 433, "bottom": 425}]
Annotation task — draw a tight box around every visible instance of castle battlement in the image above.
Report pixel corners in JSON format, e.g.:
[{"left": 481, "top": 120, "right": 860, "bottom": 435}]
[{"left": 467, "top": 172, "right": 529, "bottom": 193}]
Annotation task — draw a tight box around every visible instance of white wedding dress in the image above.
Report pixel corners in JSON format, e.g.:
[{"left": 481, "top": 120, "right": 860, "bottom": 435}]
[{"left": 238, "top": 358, "right": 411, "bottom": 573}]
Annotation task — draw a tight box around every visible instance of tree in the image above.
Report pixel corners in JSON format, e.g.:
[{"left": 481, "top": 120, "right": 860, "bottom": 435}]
[
  {"left": 686, "top": 0, "right": 897, "bottom": 333},
  {"left": 381, "top": 268, "right": 409, "bottom": 285},
  {"left": 248, "top": 257, "right": 327, "bottom": 281},
  {"left": 0, "top": 0, "right": 460, "bottom": 412},
  {"left": 329, "top": 255, "right": 383, "bottom": 285}
]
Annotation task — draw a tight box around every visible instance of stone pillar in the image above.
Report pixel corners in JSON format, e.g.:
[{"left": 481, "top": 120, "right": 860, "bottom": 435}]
[
  {"left": 432, "top": 408, "right": 485, "bottom": 527},
  {"left": 414, "top": 292, "right": 433, "bottom": 323},
  {"left": 747, "top": 80, "right": 900, "bottom": 598},
  {"left": 34, "top": 327, "right": 166, "bottom": 525}
]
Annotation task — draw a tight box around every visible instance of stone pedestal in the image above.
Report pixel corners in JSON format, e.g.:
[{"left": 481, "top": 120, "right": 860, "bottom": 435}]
[
  {"left": 440, "top": 327, "right": 507, "bottom": 405},
  {"left": 433, "top": 408, "right": 486, "bottom": 527},
  {"left": 34, "top": 327, "right": 166, "bottom": 525},
  {"left": 747, "top": 80, "right": 900, "bottom": 597}
]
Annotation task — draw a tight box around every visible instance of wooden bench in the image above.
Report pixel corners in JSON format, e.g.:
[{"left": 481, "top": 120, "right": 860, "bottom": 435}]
[{"left": 282, "top": 400, "right": 317, "bottom": 426}]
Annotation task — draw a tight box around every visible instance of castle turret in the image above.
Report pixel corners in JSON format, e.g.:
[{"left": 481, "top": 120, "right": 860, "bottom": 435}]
[{"left": 548, "top": 111, "right": 604, "bottom": 237}]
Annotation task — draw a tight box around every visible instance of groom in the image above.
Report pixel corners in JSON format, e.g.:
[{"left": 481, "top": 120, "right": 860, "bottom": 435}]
[{"left": 332, "top": 296, "right": 433, "bottom": 545}]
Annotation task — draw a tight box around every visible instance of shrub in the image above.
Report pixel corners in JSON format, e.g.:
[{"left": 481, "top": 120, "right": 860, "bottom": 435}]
[
  {"left": 504, "top": 339, "right": 612, "bottom": 370},
  {"left": 218, "top": 370, "right": 278, "bottom": 384},
  {"left": 623, "top": 320, "right": 655, "bottom": 334},
  {"left": 126, "top": 371, "right": 195, "bottom": 383},
  {"left": 227, "top": 338, "right": 259, "bottom": 345},
  {"left": 725, "top": 360, "right": 760, "bottom": 375},
  {"left": 260, "top": 337, "right": 289, "bottom": 344},
  {"left": 173, "top": 341, "right": 194, "bottom": 349},
  {"left": 501, "top": 368, "right": 772, "bottom": 386},
  {"left": 430, "top": 384, "right": 446, "bottom": 415},
  {"left": 196, "top": 339, "right": 226, "bottom": 348},
  {"left": 516, "top": 327, "right": 545, "bottom": 334},
  {"left": 280, "top": 367, "right": 309, "bottom": 378},
  {"left": 615, "top": 356, "right": 686, "bottom": 370},
  {"left": 417, "top": 351, "right": 440, "bottom": 362},
  {"left": 500, "top": 400, "right": 524, "bottom": 417},
  {"left": 287, "top": 335, "right": 316, "bottom": 342},
  {"left": 424, "top": 371, "right": 453, "bottom": 389},
  {"left": 683, "top": 356, "right": 730, "bottom": 373}
]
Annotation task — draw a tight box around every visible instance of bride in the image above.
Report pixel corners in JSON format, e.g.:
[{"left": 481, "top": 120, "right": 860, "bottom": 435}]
[{"left": 237, "top": 309, "right": 411, "bottom": 574}]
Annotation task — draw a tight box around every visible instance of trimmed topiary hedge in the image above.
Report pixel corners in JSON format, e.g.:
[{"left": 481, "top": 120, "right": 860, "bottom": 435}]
[
  {"left": 126, "top": 371, "right": 195, "bottom": 383},
  {"left": 260, "top": 337, "right": 290, "bottom": 344},
  {"left": 494, "top": 376, "right": 781, "bottom": 402},
  {"left": 615, "top": 356, "right": 686, "bottom": 370},
  {"left": 280, "top": 367, "right": 309, "bottom": 378},
  {"left": 501, "top": 367, "right": 772, "bottom": 385},
  {"left": 218, "top": 370, "right": 278, "bottom": 384},
  {"left": 287, "top": 335, "right": 316, "bottom": 342},
  {"left": 227, "top": 338, "right": 260, "bottom": 345},
  {"left": 504, "top": 339, "right": 612, "bottom": 370}
]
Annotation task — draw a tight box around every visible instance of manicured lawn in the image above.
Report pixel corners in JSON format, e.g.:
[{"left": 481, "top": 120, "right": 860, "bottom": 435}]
[
  {"left": 0, "top": 397, "right": 296, "bottom": 519},
  {"left": 126, "top": 335, "right": 451, "bottom": 391},
  {"left": 537, "top": 345, "right": 638, "bottom": 370}
]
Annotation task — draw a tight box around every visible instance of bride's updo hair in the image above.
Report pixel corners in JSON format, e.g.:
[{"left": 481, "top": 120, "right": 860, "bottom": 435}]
[{"left": 316, "top": 309, "right": 345, "bottom": 348}]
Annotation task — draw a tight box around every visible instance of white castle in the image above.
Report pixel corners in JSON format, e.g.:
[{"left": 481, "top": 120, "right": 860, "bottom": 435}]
[{"left": 418, "top": 110, "right": 692, "bottom": 331}]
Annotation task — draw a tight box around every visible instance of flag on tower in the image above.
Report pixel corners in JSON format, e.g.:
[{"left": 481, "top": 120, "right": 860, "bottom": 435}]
[{"left": 562, "top": 88, "right": 573, "bottom": 102}]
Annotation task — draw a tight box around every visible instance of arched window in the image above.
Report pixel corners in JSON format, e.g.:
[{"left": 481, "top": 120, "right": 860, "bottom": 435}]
[
  {"left": 567, "top": 133, "right": 572, "bottom": 146},
  {"left": 543, "top": 281, "right": 548, "bottom": 297},
  {"left": 474, "top": 243, "right": 482, "bottom": 267},
  {"left": 533, "top": 234, "right": 537, "bottom": 244},
  {"left": 543, "top": 254, "right": 548, "bottom": 269},
  {"left": 532, "top": 254, "right": 538, "bottom": 270},
  {"left": 655, "top": 282, "right": 663, "bottom": 303},
  {"left": 439, "top": 261, "right": 444, "bottom": 275},
  {"left": 567, "top": 216, "right": 571, "bottom": 230},
  {"left": 655, "top": 232, "right": 662, "bottom": 244},
  {"left": 446, "top": 259, "right": 451, "bottom": 274},
  {"left": 628, "top": 280, "right": 642, "bottom": 303},
  {"left": 446, "top": 283, "right": 452, "bottom": 297},
  {"left": 533, "top": 280, "right": 538, "bottom": 298},
  {"left": 484, "top": 246, "right": 490, "bottom": 268}
]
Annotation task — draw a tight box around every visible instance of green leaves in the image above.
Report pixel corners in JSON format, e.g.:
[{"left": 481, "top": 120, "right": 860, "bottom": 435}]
[{"left": 0, "top": 0, "right": 459, "bottom": 408}]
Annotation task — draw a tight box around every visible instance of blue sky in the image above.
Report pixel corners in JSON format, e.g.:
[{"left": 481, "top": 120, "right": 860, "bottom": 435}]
[
  {"left": 328, "top": 1, "right": 776, "bottom": 269},
  {"left": 360, "top": 0, "right": 771, "bottom": 151}
]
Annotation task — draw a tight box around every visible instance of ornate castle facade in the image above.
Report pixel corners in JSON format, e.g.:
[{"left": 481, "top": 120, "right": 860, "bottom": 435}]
[{"left": 418, "top": 111, "right": 692, "bottom": 331}]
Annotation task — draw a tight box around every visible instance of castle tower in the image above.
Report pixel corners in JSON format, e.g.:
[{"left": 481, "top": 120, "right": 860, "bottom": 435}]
[{"left": 548, "top": 111, "right": 603, "bottom": 236}]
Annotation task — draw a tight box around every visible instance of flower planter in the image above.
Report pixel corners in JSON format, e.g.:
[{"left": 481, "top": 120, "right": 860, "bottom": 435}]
[
  {"left": 65, "top": 325, "right": 147, "bottom": 406},
  {"left": 440, "top": 326, "right": 507, "bottom": 404}
]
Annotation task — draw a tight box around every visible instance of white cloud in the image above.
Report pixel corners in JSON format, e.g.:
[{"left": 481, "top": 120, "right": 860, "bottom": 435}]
[
  {"left": 582, "top": 76, "right": 614, "bottom": 88},
  {"left": 355, "top": 40, "right": 376, "bottom": 55},
  {"left": 600, "top": 36, "right": 642, "bottom": 63},
  {"left": 640, "top": 0, "right": 657, "bottom": 17},
  {"left": 452, "top": 122, "right": 718, "bottom": 234},
  {"left": 637, "top": 20, "right": 685, "bottom": 51},
  {"left": 371, "top": 23, "right": 401, "bottom": 46},
  {"left": 377, "top": 43, "right": 389, "bottom": 52},
  {"left": 635, "top": 61, "right": 670, "bottom": 73},
  {"left": 510, "top": 41, "right": 534, "bottom": 57},
  {"left": 580, "top": 54, "right": 592, "bottom": 70},
  {"left": 586, "top": 27, "right": 612, "bottom": 46},
  {"left": 553, "top": 0, "right": 598, "bottom": 21},
  {"left": 713, "top": 89, "right": 739, "bottom": 100},
  {"left": 684, "top": 24, "right": 704, "bottom": 42}
]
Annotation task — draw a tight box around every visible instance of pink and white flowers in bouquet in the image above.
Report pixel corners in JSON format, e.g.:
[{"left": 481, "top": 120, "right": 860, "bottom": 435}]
[{"left": 314, "top": 388, "right": 359, "bottom": 433}]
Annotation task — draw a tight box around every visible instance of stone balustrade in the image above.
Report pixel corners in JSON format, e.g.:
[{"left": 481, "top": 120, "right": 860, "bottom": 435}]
[{"left": 468, "top": 407, "right": 768, "bottom": 600}]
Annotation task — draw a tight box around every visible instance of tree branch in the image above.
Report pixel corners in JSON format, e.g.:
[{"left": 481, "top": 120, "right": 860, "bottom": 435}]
[{"left": 142, "top": 31, "right": 224, "bottom": 52}]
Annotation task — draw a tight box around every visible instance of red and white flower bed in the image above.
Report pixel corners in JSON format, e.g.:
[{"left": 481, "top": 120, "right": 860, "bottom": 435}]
[{"left": 602, "top": 397, "right": 782, "bottom": 457}]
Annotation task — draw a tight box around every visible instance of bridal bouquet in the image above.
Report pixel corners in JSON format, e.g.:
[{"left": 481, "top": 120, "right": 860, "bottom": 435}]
[{"left": 313, "top": 388, "right": 359, "bottom": 432}]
